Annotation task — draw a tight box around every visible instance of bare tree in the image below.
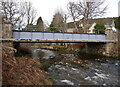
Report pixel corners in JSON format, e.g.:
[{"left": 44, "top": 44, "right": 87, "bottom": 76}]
[
  {"left": 63, "top": 14, "right": 69, "bottom": 30},
  {"left": 25, "top": 2, "right": 37, "bottom": 25},
  {"left": 67, "top": 2, "right": 79, "bottom": 29},
  {"left": 0, "top": 0, "right": 37, "bottom": 29},
  {"left": 0, "top": 0, "right": 26, "bottom": 28},
  {"left": 67, "top": 0, "right": 107, "bottom": 32}
]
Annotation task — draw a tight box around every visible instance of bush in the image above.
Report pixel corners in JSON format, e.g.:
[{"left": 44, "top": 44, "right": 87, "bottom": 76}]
[
  {"left": 115, "top": 17, "right": 120, "bottom": 30},
  {"left": 41, "top": 62, "right": 51, "bottom": 71},
  {"left": 94, "top": 24, "right": 105, "bottom": 34}
]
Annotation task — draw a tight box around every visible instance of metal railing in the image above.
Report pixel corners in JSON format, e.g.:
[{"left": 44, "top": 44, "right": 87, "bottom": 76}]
[{"left": 12, "top": 30, "right": 106, "bottom": 41}]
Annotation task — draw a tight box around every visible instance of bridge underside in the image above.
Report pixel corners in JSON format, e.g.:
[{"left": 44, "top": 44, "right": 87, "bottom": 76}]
[
  {"left": 1, "top": 39, "right": 118, "bottom": 57},
  {"left": 1, "top": 39, "right": 117, "bottom": 43}
]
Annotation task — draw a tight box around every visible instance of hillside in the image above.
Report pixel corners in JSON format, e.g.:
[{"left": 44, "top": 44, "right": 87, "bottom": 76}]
[{"left": 67, "top": 17, "right": 117, "bottom": 28}]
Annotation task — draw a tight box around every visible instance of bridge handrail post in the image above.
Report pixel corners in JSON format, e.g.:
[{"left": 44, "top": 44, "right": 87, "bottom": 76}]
[
  {"left": 80, "top": 34, "right": 82, "bottom": 40},
  {"left": 43, "top": 31, "right": 44, "bottom": 40},
  {"left": 95, "top": 34, "right": 97, "bottom": 40},
  {"left": 53, "top": 32, "right": 55, "bottom": 40},
  {"left": 72, "top": 34, "right": 74, "bottom": 41},
  {"left": 31, "top": 31, "right": 32, "bottom": 39},
  {"left": 88, "top": 34, "right": 89, "bottom": 40},
  {"left": 19, "top": 31, "right": 20, "bottom": 39},
  {"left": 63, "top": 32, "right": 64, "bottom": 40}
]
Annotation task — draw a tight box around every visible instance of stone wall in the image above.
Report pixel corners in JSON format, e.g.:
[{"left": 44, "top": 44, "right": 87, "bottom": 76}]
[
  {"left": 118, "top": 30, "right": 120, "bottom": 57},
  {"left": 78, "top": 43, "right": 107, "bottom": 57},
  {"left": 1, "top": 16, "right": 12, "bottom": 39},
  {"left": 86, "top": 43, "right": 106, "bottom": 55},
  {"left": 1, "top": 16, "right": 13, "bottom": 47},
  {"left": 0, "top": 15, "right": 2, "bottom": 39},
  {"left": 80, "top": 42, "right": 118, "bottom": 58},
  {"left": 105, "top": 43, "right": 118, "bottom": 57},
  {"left": 78, "top": 29, "right": 119, "bottom": 58},
  {"left": 105, "top": 29, "right": 119, "bottom": 58},
  {"left": 2, "top": 23, "right": 12, "bottom": 39},
  {"left": 105, "top": 29, "right": 118, "bottom": 40}
]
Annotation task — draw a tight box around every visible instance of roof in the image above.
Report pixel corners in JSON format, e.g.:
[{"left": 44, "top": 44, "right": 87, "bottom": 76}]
[{"left": 67, "top": 17, "right": 118, "bottom": 28}]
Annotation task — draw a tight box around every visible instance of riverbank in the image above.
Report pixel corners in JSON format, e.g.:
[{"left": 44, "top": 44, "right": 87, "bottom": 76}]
[
  {"left": 2, "top": 45, "right": 52, "bottom": 85},
  {"left": 4, "top": 42, "right": 119, "bottom": 86}
]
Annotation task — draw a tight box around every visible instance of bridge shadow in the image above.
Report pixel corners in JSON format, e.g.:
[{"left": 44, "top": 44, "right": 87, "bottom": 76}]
[{"left": 14, "top": 46, "right": 32, "bottom": 57}]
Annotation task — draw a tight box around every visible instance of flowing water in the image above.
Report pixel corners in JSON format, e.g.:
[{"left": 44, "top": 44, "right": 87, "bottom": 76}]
[{"left": 33, "top": 48, "right": 120, "bottom": 86}]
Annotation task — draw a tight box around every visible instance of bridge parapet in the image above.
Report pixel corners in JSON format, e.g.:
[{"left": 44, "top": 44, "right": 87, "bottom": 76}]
[{"left": 12, "top": 30, "right": 106, "bottom": 41}]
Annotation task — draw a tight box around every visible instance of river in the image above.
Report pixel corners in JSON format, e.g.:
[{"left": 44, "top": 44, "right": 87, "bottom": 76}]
[{"left": 33, "top": 48, "right": 120, "bottom": 86}]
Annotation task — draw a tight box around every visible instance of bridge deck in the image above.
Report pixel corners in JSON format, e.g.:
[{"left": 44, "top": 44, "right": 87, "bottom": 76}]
[
  {"left": 1, "top": 39, "right": 117, "bottom": 43},
  {"left": 1, "top": 31, "right": 117, "bottom": 43}
]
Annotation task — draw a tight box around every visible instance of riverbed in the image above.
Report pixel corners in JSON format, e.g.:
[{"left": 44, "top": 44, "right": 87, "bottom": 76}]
[{"left": 33, "top": 48, "right": 120, "bottom": 86}]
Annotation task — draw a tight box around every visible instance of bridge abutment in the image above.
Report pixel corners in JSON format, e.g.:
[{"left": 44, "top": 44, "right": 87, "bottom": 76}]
[
  {"left": 80, "top": 29, "right": 119, "bottom": 58},
  {"left": 85, "top": 43, "right": 106, "bottom": 56},
  {"left": 78, "top": 42, "right": 118, "bottom": 58},
  {"left": 105, "top": 43, "right": 118, "bottom": 57},
  {"left": 105, "top": 29, "right": 118, "bottom": 58}
]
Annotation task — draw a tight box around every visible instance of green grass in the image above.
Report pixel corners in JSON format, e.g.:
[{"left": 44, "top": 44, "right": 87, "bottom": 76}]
[
  {"left": 53, "top": 46, "right": 67, "bottom": 50},
  {"left": 41, "top": 62, "right": 51, "bottom": 71},
  {"left": 47, "top": 74, "right": 57, "bottom": 79}
]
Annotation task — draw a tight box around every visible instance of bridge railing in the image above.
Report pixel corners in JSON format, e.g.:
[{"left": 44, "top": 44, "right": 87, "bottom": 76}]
[{"left": 13, "top": 30, "right": 106, "bottom": 41}]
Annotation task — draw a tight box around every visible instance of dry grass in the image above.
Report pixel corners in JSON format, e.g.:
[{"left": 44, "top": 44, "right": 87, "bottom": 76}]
[{"left": 2, "top": 45, "right": 52, "bottom": 85}]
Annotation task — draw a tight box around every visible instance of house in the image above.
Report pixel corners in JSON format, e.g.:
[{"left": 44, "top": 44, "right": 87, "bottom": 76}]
[
  {"left": 87, "top": 22, "right": 96, "bottom": 33},
  {"left": 25, "top": 24, "right": 38, "bottom": 31},
  {"left": 104, "top": 20, "right": 117, "bottom": 32},
  {"left": 67, "top": 17, "right": 118, "bottom": 33},
  {"left": 23, "top": 17, "right": 44, "bottom": 31},
  {"left": 66, "top": 28, "right": 83, "bottom": 33}
]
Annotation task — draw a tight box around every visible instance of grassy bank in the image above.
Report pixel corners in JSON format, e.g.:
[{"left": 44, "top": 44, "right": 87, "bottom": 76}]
[{"left": 2, "top": 45, "right": 52, "bottom": 85}]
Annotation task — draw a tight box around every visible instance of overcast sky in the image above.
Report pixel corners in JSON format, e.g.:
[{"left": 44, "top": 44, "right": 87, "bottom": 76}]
[{"left": 25, "top": 0, "right": 119, "bottom": 24}]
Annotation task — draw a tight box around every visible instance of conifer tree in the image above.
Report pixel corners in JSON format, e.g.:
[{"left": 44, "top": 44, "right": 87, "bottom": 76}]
[
  {"left": 36, "top": 17, "right": 44, "bottom": 31},
  {"left": 115, "top": 17, "right": 120, "bottom": 30},
  {"left": 50, "top": 12, "right": 64, "bottom": 32}
]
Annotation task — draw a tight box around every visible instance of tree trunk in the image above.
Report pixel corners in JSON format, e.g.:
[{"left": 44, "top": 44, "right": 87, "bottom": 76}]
[{"left": 74, "top": 21, "right": 78, "bottom": 29}]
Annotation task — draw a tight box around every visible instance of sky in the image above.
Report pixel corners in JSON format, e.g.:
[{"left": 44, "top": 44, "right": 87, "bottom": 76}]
[{"left": 25, "top": 0, "right": 120, "bottom": 24}]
